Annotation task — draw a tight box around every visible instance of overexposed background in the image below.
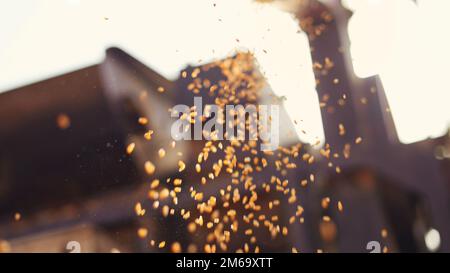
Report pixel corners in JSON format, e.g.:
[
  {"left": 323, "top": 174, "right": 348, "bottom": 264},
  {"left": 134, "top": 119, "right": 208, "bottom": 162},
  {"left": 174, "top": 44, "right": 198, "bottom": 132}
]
[{"left": 344, "top": 0, "right": 450, "bottom": 144}]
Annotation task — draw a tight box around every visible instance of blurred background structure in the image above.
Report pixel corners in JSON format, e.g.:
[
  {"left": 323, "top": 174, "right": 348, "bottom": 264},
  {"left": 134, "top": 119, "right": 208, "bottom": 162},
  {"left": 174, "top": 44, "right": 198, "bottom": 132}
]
[{"left": 0, "top": 0, "right": 449, "bottom": 252}]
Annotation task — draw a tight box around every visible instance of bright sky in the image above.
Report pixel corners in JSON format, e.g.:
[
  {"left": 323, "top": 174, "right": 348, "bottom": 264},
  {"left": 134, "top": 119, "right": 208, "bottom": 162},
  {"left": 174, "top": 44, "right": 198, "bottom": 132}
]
[
  {"left": 344, "top": 0, "right": 450, "bottom": 143},
  {"left": 0, "top": 0, "right": 324, "bottom": 145}
]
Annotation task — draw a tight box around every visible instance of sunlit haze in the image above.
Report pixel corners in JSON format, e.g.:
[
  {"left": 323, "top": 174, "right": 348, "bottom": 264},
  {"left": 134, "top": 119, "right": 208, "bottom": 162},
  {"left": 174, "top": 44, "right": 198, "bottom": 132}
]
[{"left": 0, "top": 0, "right": 324, "bottom": 145}]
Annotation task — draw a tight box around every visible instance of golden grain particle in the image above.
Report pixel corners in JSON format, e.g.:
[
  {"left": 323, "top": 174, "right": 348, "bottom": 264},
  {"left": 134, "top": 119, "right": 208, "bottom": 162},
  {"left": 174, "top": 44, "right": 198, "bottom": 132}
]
[
  {"left": 173, "top": 178, "right": 182, "bottom": 186},
  {"left": 157, "top": 86, "right": 165, "bottom": 93},
  {"left": 159, "top": 188, "right": 170, "bottom": 199},
  {"left": 343, "top": 144, "right": 351, "bottom": 159},
  {"left": 355, "top": 137, "right": 363, "bottom": 144},
  {"left": 135, "top": 202, "right": 145, "bottom": 216},
  {"left": 288, "top": 216, "right": 296, "bottom": 224},
  {"left": 300, "top": 179, "right": 308, "bottom": 187},
  {"left": 181, "top": 71, "right": 187, "bottom": 78},
  {"left": 194, "top": 192, "right": 204, "bottom": 201},
  {"left": 148, "top": 190, "right": 159, "bottom": 200},
  {"left": 162, "top": 205, "right": 169, "bottom": 217},
  {"left": 195, "top": 163, "right": 201, "bottom": 173},
  {"left": 158, "top": 148, "right": 166, "bottom": 158},
  {"left": 14, "top": 212, "right": 21, "bottom": 221},
  {"left": 261, "top": 158, "right": 268, "bottom": 168},
  {"left": 195, "top": 216, "right": 204, "bottom": 226},
  {"left": 381, "top": 228, "right": 388, "bottom": 238},
  {"left": 56, "top": 113, "right": 71, "bottom": 130},
  {"left": 138, "top": 117, "right": 148, "bottom": 125},
  {"left": 322, "top": 216, "right": 331, "bottom": 222},
  {"left": 178, "top": 160, "right": 186, "bottom": 172},
  {"left": 204, "top": 244, "right": 212, "bottom": 253},
  {"left": 150, "top": 179, "right": 160, "bottom": 189},
  {"left": 313, "top": 62, "right": 323, "bottom": 70},
  {"left": 187, "top": 222, "right": 197, "bottom": 233},
  {"left": 338, "top": 123, "right": 345, "bottom": 136},
  {"left": 324, "top": 57, "right": 334, "bottom": 69},
  {"left": 288, "top": 195, "right": 296, "bottom": 204},
  {"left": 244, "top": 243, "right": 249, "bottom": 253},
  {"left": 137, "top": 228, "right": 148, "bottom": 238},
  {"left": 158, "top": 241, "right": 166, "bottom": 248},
  {"left": 183, "top": 211, "right": 191, "bottom": 220},
  {"left": 337, "top": 201, "right": 344, "bottom": 212},
  {"left": 208, "top": 196, "right": 217, "bottom": 206},
  {"left": 302, "top": 153, "right": 310, "bottom": 161},
  {"left": 126, "top": 143, "right": 136, "bottom": 155},
  {"left": 144, "top": 130, "right": 154, "bottom": 140},
  {"left": 254, "top": 246, "right": 260, "bottom": 253},
  {"left": 191, "top": 68, "right": 201, "bottom": 78},
  {"left": 321, "top": 197, "right": 330, "bottom": 209},
  {"left": 144, "top": 161, "right": 156, "bottom": 175},
  {"left": 227, "top": 210, "right": 237, "bottom": 218},
  {"left": 171, "top": 242, "right": 182, "bottom": 253}
]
